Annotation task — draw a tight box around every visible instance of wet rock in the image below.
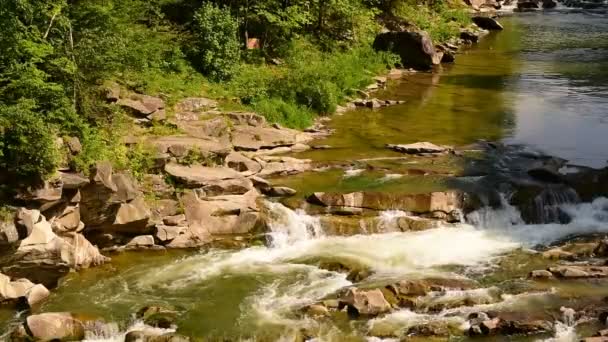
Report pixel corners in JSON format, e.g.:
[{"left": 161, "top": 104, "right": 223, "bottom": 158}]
[
  {"left": 472, "top": 17, "right": 504, "bottom": 31},
  {"left": 517, "top": 0, "right": 540, "bottom": 9},
  {"left": 461, "top": 30, "right": 480, "bottom": 43},
  {"left": 397, "top": 216, "right": 441, "bottom": 231},
  {"left": 308, "top": 191, "right": 473, "bottom": 215},
  {"left": 306, "top": 304, "right": 330, "bottom": 317},
  {"left": 373, "top": 30, "right": 443, "bottom": 69},
  {"left": 25, "top": 312, "right": 85, "bottom": 341},
  {"left": 126, "top": 235, "right": 155, "bottom": 248},
  {"left": 0, "top": 273, "right": 50, "bottom": 306},
  {"left": 386, "top": 142, "right": 450, "bottom": 154},
  {"left": 542, "top": 248, "right": 575, "bottom": 260},
  {"left": 542, "top": 0, "right": 557, "bottom": 8},
  {"left": 263, "top": 186, "right": 297, "bottom": 197},
  {"left": 529, "top": 269, "right": 554, "bottom": 279},
  {"left": 340, "top": 288, "right": 391, "bottom": 316},
  {"left": 25, "top": 283, "right": 50, "bottom": 306},
  {"left": 469, "top": 317, "right": 501, "bottom": 336},
  {"left": 257, "top": 156, "right": 313, "bottom": 177},
  {"left": 549, "top": 265, "right": 608, "bottom": 278},
  {"left": 466, "top": 0, "right": 500, "bottom": 9}
]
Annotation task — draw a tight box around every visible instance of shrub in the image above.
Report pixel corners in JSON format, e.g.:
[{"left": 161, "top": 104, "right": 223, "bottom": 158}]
[
  {"left": 253, "top": 98, "right": 315, "bottom": 129},
  {"left": 0, "top": 101, "right": 60, "bottom": 180},
  {"left": 191, "top": 3, "right": 241, "bottom": 81}
]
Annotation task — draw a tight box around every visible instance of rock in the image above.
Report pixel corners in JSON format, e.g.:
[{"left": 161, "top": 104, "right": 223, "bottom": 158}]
[
  {"left": 148, "top": 109, "right": 167, "bottom": 122},
  {"left": 466, "top": 0, "right": 500, "bottom": 9},
  {"left": 472, "top": 17, "right": 504, "bottom": 31},
  {"left": 517, "top": 0, "right": 539, "bottom": 9},
  {"left": 26, "top": 283, "right": 50, "bottom": 306},
  {"left": 51, "top": 205, "right": 81, "bottom": 232},
  {"left": 165, "top": 163, "right": 246, "bottom": 188},
  {"left": 149, "top": 199, "right": 180, "bottom": 224},
  {"left": 546, "top": 265, "right": 608, "bottom": 278},
  {"left": 17, "top": 178, "right": 63, "bottom": 203},
  {"left": 373, "top": 30, "right": 443, "bottom": 70},
  {"left": 386, "top": 142, "right": 450, "bottom": 154},
  {"left": 340, "top": 288, "right": 391, "bottom": 316},
  {"left": 306, "top": 304, "right": 330, "bottom": 317},
  {"left": 60, "top": 172, "right": 89, "bottom": 189},
  {"left": 105, "top": 82, "right": 120, "bottom": 102},
  {"left": 257, "top": 156, "right": 313, "bottom": 177},
  {"left": 0, "top": 221, "right": 19, "bottom": 245},
  {"left": 118, "top": 94, "right": 165, "bottom": 117},
  {"left": 388, "top": 280, "right": 431, "bottom": 296},
  {"left": 231, "top": 125, "right": 308, "bottom": 151},
  {"left": 175, "top": 116, "right": 229, "bottom": 139},
  {"left": 542, "top": 248, "right": 575, "bottom": 260},
  {"left": 224, "top": 112, "right": 266, "bottom": 127},
  {"left": 461, "top": 30, "right": 480, "bottom": 43},
  {"left": 308, "top": 191, "right": 473, "bottom": 215},
  {"left": 155, "top": 225, "right": 184, "bottom": 242},
  {"left": 225, "top": 152, "right": 262, "bottom": 176},
  {"left": 8, "top": 213, "right": 108, "bottom": 286},
  {"left": 264, "top": 187, "right": 297, "bottom": 197},
  {"left": 469, "top": 317, "right": 501, "bottom": 336},
  {"left": 397, "top": 216, "right": 441, "bottom": 231},
  {"left": 201, "top": 177, "right": 254, "bottom": 196},
  {"left": 249, "top": 176, "right": 271, "bottom": 191},
  {"left": 595, "top": 240, "right": 608, "bottom": 257},
  {"left": 542, "top": 0, "right": 557, "bottom": 8},
  {"left": 530, "top": 269, "right": 554, "bottom": 279},
  {"left": 26, "top": 312, "right": 85, "bottom": 341},
  {"left": 142, "top": 174, "right": 174, "bottom": 199},
  {"left": 112, "top": 197, "right": 151, "bottom": 233},
  {"left": 163, "top": 214, "right": 186, "bottom": 226},
  {"left": 65, "top": 137, "right": 82, "bottom": 155},
  {"left": 152, "top": 136, "right": 231, "bottom": 157},
  {"left": 175, "top": 97, "right": 218, "bottom": 112},
  {"left": 126, "top": 235, "right": 155, "bottom": 248}
]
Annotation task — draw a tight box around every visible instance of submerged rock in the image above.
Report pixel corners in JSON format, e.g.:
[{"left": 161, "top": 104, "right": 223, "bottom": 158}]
[{"left": 386, "top": 142, "right": 450, "bottom": 154}]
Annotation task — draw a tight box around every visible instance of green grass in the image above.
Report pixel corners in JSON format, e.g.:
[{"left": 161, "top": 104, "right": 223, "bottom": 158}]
[{"left": 395, "top": 1, "right": 471, "bottom": 43}]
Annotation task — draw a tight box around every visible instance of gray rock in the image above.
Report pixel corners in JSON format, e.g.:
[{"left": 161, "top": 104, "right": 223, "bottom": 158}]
[
  {"left": 126, "top": 235, "right": 155, "bottom": 248},
  {"left": 26, "top": 312, "right": 85, "bottom": 341},
  {"left": 373, "top": 30, "right": 443, "bottom": 69},
  {"left": 472, "top": 17, "right": 504, "bottom": 31},
  {"left": 386, "top": 142, "right": 450, "bottom": 154},
  {"left": 340, "top": 288, "right": 391, "bottom": 316}
]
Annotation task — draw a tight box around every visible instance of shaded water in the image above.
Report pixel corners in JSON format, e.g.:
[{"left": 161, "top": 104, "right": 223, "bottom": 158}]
[{"left": 5, "top": 11, "right": 608, "bottom": 341}]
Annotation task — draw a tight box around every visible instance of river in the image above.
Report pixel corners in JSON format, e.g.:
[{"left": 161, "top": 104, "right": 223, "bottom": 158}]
[{"left": 5, "top": 10, "right": 608, "bottom": 342}]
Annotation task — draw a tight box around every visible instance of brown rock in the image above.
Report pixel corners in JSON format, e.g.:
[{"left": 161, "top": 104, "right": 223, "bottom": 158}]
[
  {"left": 264, "top": 187, "right": 297, "bottom": 197},
  {"left": 65, "top": 137, "right": 82, "bottom": 155},
  {"left": 163, "top": 214, "right": 186, "bottom": 226},
  {"left": 152, "top": 136, "right": 231, "bottom": 157},
  {"left": 530, "top": 270, "right": 553, "bottom": 279},
  {"left": 26, "top": 312, "right": 85, "bottom": 341},
  {"left": 472, "top": 17, "right": 504, "bottom": 31},
  {"left": 175, "top": 97, "right": 218, "bottom": 112},
  {"left": 231, "top": 125, "right": 309, "bottom": 151},
  {"left": 119, "top": 94, "right": 165, "bottom": 117},
  {"left": 224, "top": 112, "right": 266, "bottom": 127},
  {"left": 373, "top": 30, "right": 443, "bottom": 69},
  {"left": 155, "top": 225, "right": 184, "bottom": 242},
  {"left": 164, "top": 163, "right": 245, "bottom": 188},
  {"left": 225, "top": 152, "right": 262, "bottom": 176},
  {"left": 60, "top": 172, "right": 89, "bottom": 190},
  {"left": 126, "top": 235, "right": 155, "bottom": 248},
  {"left": 386, "top": 142, "right": 450, "bottom": 154},
  {"left": 341, "top": 288, "right": 391, "bottom": 316}
]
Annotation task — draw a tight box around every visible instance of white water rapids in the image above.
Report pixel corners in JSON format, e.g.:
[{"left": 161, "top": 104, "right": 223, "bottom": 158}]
[{"left": 79, "top": 198, "right": 608, "bottom": 340}]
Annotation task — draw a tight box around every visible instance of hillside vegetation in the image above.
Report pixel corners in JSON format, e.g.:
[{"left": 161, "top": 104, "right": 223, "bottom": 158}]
[{"left": 0, "top": 0, "right": 471, "bottom": 183}]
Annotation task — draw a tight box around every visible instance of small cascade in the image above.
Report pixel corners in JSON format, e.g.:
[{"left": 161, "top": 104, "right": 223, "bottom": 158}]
[
  {"left": 524, "top": 186, "right": 581, "bottom": 224},
  {"left": 466, "top": 195, "right": 525, "bottom": 229},
  {"left": 377, "top": 210, "right": 407, "bottom": 232},
  {"left": 264, "top": 201, "right": 324, "bottom": 248}
]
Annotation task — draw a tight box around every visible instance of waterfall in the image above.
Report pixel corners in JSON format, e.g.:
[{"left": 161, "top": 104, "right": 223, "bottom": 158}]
[
  {"left": 526, "top": 186, "right": 580, "bottom": 224},
  {"left": 264, "top": 201, "right": 324, "bottom": 248}
]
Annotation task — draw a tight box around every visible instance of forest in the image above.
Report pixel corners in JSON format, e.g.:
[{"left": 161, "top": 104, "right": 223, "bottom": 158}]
[{"left": 0, "top": 0, "right": 470, "bottom": 183}]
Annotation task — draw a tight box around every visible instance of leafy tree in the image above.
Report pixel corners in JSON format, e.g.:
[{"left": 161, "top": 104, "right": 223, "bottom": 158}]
[
  {"left": 191, "top": 3, "right": 240, "bottom": 80},
  {"left": 0, "top": 101, "right": 59, "bottom": 180}
]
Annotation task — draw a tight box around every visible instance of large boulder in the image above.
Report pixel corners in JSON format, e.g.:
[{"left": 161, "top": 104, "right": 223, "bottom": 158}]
[
  {"left": 373, "top": 31, "right": 443, "bottom": 69},
  {"left": 25, "top": 312, "right": 85, "bottom": 341},
  {"left": 225, "top": 152, "right": 262, "bottom": 176},
  {"left": 256, "top": 156, "right": 313, "bottom": 177},
  {"left": 79, "top": 162, "right": 150, "bottom": 233},
  {"left": 465, "top": 0, "right": 501, "bottom": 9},
  {"left": 0, "top": 274, "right": 50, "bottom": 307}
]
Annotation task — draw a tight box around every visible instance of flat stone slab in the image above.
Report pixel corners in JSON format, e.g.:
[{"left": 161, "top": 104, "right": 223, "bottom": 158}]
[
  {"left": 152, "top": 136, "right": 231, "bottom": 155},
  {"left": 231, "top": 125, "right": 311, "bottom": 151},
  {"left": 387, "top": 142, "right": 450, "bottom": 154},
  {"left": 165, "top": 163, "right": 244, "bottom": 187}
]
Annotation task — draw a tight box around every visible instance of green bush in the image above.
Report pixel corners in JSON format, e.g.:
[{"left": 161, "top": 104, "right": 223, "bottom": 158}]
[
  {"left": 0, "top": 101, "right": 60, "bottom": 180},
  {"left": 191, "top": 3, "right": 241, "bottom": 81},
  {"left": 253, "top": 98, "right": 315, "bottom": 129}
]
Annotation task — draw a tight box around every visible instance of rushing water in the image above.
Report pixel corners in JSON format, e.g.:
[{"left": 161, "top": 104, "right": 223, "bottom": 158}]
[{"left": 5, "top": 10, "right": 608, "bottom": 342}]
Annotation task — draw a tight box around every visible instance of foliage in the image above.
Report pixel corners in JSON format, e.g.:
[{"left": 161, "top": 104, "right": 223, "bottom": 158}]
[
  {"left": 394, "top": 0, "right": 471, "bottom": 42},
  {"left": 253, "top": 98, "right": 315, "bottom": 129},
  {"left": 191, "top": 3, "right": 241, "bottom": 81},
  {"left": 126, "top": 143, "right": 157, "bottom": 181},
  {"left": 0, "top": 101, "right": 60, "bottom": 180}
]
